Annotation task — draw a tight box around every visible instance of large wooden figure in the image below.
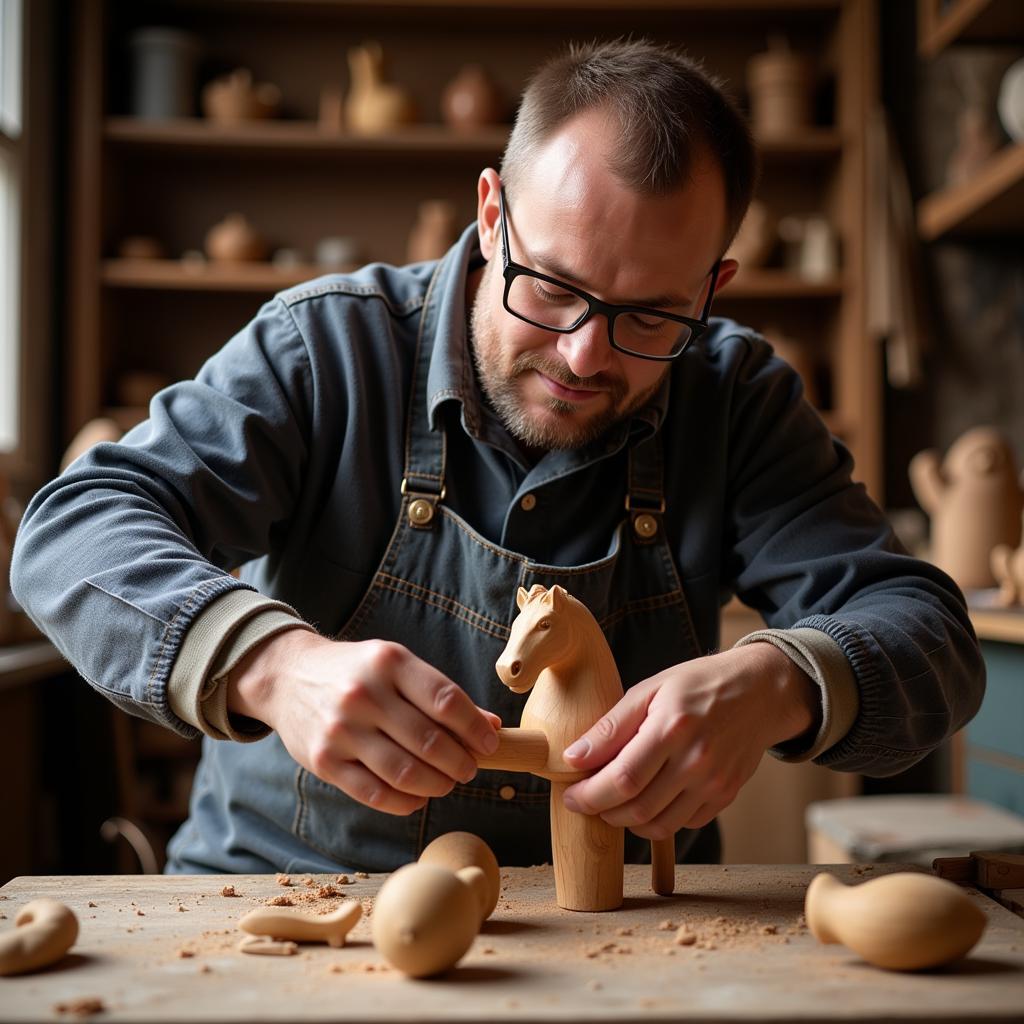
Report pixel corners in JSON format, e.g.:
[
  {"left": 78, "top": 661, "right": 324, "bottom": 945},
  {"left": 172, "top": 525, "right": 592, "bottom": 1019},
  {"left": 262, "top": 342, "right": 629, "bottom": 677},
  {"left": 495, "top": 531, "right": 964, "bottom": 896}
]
[{"left": 476, "top": 584, "right": 675, "bottom": 911}]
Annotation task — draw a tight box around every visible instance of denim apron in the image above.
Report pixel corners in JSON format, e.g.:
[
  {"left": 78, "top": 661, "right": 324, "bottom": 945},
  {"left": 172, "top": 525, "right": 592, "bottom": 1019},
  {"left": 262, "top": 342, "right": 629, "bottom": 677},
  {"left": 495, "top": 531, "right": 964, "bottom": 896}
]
[{"left": 168, "top": 254, "right": 719, "bottom": 874}]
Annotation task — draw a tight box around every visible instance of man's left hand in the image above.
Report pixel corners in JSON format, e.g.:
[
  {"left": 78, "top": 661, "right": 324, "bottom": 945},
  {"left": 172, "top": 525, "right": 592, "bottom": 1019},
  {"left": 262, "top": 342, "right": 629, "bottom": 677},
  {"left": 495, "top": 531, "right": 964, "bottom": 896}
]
[{"left": 560, "top": 642, "right": 820, "bottom": 838}]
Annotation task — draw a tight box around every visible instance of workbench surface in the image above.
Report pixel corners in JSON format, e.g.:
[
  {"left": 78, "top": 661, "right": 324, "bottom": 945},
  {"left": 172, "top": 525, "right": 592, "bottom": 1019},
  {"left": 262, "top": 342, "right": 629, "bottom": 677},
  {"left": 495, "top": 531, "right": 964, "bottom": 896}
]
[{"left": 1, "top": 864, "right": 1021, "bottom": 1022}]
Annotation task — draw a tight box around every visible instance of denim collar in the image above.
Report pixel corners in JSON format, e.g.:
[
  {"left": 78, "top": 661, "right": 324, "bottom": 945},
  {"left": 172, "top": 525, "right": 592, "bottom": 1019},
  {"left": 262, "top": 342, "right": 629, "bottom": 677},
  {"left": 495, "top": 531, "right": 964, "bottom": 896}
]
[{"left": 425, "top": 222, "right": 669, "bottom": 448}]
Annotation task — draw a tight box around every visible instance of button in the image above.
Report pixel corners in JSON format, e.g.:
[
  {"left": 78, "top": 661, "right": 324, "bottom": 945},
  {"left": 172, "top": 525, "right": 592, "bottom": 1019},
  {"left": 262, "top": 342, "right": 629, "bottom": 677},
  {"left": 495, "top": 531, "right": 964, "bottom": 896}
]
[
  {"left": 498, "top": 785, "right": 516, "bottom": 801},
  {"left": 408, "top": 498, "right": 435, "bottom": 526},
  {"left": 520, "top": 493, "right": 537, "bottom": 512},
  {"left": 633, "top": 512, "right": 658, "bottom": 539}
]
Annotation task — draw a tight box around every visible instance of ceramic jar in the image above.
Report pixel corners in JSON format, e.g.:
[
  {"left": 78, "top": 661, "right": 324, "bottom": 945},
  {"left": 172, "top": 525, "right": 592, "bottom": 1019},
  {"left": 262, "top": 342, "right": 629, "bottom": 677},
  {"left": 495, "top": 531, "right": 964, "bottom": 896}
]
[
  {"left": 129, "top": 27, "right": 200, "bottom": 120},
  {"left": 204, "top": 213, "right": 269, "bottom": 263},
  {"left": 747, "top": 48, "right": 814, "bottom": 137},
  {"left": 441, "top": 65, "right": 505, "bottom": 131}
]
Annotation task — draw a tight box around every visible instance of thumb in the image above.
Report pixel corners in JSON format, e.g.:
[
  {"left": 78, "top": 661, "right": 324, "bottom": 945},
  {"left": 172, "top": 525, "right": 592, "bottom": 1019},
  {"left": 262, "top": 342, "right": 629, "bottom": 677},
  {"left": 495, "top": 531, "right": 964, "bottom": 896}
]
[{"left": 562, "top": 681, "right": 656, "bottom": 769}]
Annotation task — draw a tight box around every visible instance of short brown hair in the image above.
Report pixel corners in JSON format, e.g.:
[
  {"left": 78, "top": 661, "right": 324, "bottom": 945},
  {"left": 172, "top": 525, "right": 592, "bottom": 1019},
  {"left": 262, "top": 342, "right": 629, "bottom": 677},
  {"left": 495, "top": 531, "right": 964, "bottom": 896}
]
[{"left": 500, "top": 39, "right": 759, "bottom": 252}]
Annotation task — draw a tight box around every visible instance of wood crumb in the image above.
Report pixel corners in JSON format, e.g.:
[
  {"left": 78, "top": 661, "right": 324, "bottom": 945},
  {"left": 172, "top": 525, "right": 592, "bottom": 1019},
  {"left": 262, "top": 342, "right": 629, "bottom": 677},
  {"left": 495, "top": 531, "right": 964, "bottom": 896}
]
[
  {"left": 276, "top": 873, "right": 292, "bottom": 887},
  {"left": 673, "top": 926, "right": 696, "bottom": 946},
  {"left": 135, "top": 909, "right": 145, "bottom": 916},
  {"left": 327, "top": 963, "right": 345, "bottom": 974},
  {"left": 760, "top": 924, "right": 777, "bottom": 935},
  {"left": 177, "top": 905, "right": 188, "bottom": 912},
  {"left": 615, "top": 926, "right": 633, "bottom": 936},
  {"left": 220, "top": 885, "right": 239, "bottom": 897},
  {"left": 587, "top": 980, "right": 602, "bottom": 991},
  {"left": 266, "top": 895, "right": 294, "bottom": 907},
  {"left": 336, "top": 874, "right": 352, "bottom": 885},
  {"left": 316, "top": 885, "right": 340, "bottom": 899},
  {"left": 87, "top": 901, "right": 97, "bottom": 908},
  {"left": 54, "top": 997, "right": 105, "bottom": 1017},
  {"left": 656, "top": 919, "right": 675, "bottom": 931},
  {"left": 615, "top": 945, "right": 633, "bottom": 954},
  {"left": 355, "top": 871, "right": 369, "bottom": 879},
  {"left": 238, "top": 935, "right": 298, "bottom": 956},
  {"left": 176, "top": 948, "right": 195, "bottom": 958},
  {"left": 198, "top": 964, "right": 212, "bottom": 974},
  {"left": 301, "top": 877, "right": 316, "bottom": 887}
]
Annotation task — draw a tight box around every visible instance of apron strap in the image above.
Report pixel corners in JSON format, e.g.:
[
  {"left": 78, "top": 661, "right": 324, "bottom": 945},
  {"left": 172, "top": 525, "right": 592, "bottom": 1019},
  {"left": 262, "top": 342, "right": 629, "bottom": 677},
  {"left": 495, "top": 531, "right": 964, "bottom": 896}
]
[{"left": 625, "top": 432, "right": 666, "bottom": 543}]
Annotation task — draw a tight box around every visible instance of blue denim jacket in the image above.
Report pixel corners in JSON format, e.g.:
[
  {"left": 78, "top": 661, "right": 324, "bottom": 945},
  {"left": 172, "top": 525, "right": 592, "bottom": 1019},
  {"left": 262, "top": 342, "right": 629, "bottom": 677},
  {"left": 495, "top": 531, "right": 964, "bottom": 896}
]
[{"left": 12, "top": 225, "right": 984, "bottom": 783}]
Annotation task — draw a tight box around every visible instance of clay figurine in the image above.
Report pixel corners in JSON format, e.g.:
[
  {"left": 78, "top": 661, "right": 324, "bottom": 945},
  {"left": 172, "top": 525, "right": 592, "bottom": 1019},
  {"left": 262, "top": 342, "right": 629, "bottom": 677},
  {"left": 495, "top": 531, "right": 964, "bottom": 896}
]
[
  {"left": 204, "top": 213, "right": 270, "bottom": 263},
  {"left": 805, "top": 871, "right": 987, "bottom": 970},
  {"left": 117, "top": 236, "right": 166, "bottom": 261},
  {"left": 992, "top": 509, "right": 1024, "bottom": 607},
  {"left": 344, "top": 42, "right": 416, "bottom": 136},
  {"left": 239, "top": 901, "right": 361, "bottom": 948},
  {"left": 201, "top": 69, "right": 281, "bottom": 123},
  {"left": 0, "top": 899, "right": 79, "bottom": 976},
  {"left": 372, "top": 833, "right": 498, "bottom": 977},
  {"left": 476, "top": 585, "right": 677, "bottom": 911},
  {"left": 406, "top": 200, "right": 459, "bottom": 264},
  {"left": 910, "top": 426, "right": 1024, "bottom": 590},
  {"left": 441, "top": 64, "right": 506, "bottom": 132}
]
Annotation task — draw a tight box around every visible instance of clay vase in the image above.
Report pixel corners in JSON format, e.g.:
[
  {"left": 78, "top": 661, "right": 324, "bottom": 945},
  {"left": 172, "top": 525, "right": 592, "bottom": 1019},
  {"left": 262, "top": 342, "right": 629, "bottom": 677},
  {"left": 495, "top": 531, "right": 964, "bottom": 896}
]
[
  {"left": 805, "top": 872, "right": 987, "bottom": 971},
  {"left": 441, "top": 64, "right": 505, "bottom": 132},
  {"left": 344, "top": 42, "right": 417, "bottom": 135},
  {"left": 204, "top": 213, "right": 269, "bottom": 263},
  {"left": 909, "top": 426, "right": 1024, "bottom": 590},
  {"left": 747, "top": 45, "right": 814, "bottom": 137},
  {"left": 406, "top": 200, "right": 458, "bottom": 263},
  {"left": 201, "top": 69, "right": 281, "bottom": 124}
]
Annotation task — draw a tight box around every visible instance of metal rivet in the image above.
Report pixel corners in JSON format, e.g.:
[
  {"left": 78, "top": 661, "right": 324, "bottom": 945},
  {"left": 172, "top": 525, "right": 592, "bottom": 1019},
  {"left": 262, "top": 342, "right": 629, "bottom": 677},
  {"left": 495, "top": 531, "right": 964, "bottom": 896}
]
[
  {"left": 633, "top": 513, "right": 658, "bottom": 539},
  {"left": 498, "top": 785, "right": 516, "bottom": 801},
  {"left": 520, "top": 493, "right": 537, "bottom": 512},
  {"left": 408, "top": 498, "right": 434, "bottom": 526}
]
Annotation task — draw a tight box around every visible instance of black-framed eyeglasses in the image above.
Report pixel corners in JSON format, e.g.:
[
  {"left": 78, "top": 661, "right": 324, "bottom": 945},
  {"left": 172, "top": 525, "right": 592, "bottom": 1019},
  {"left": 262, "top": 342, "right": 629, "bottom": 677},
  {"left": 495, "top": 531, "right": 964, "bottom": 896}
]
[{"left": 497, "top": 185, "right": 720, "bottom": 362}]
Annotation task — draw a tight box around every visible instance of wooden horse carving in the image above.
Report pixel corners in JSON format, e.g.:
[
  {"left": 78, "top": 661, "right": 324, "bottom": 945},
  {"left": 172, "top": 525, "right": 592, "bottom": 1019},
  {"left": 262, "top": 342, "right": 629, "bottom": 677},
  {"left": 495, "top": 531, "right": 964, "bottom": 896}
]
[{"left": 476, "top": 584, "right": 675, "bottom": 911}]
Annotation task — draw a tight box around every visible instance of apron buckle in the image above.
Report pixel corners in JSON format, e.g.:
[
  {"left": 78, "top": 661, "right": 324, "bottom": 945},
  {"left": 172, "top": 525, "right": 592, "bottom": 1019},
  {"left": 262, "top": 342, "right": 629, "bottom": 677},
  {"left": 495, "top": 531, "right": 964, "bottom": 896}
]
[{"left": 402, "top": 477, "right": 446, "bottom": 529}]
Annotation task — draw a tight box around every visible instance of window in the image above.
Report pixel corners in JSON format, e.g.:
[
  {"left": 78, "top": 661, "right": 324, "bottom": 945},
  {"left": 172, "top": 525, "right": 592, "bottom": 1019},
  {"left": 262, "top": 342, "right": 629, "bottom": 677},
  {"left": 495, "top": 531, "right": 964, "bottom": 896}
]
[{"left": 0, "top": 0, "right": 23, "bottom": 455}]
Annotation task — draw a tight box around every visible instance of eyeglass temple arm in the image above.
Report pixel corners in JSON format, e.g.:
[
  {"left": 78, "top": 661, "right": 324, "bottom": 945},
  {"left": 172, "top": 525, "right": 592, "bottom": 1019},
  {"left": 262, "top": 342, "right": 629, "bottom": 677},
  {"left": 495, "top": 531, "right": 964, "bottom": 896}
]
[{"left": 699, "top": 259, "right": 722, "bottom": 321}]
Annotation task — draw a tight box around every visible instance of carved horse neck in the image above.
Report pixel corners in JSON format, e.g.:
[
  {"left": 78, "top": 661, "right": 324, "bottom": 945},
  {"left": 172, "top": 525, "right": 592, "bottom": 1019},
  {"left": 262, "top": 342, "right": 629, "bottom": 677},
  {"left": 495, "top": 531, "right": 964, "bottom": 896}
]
[{"left": 520, "top": 606, "right": 623, "bottom": 748}]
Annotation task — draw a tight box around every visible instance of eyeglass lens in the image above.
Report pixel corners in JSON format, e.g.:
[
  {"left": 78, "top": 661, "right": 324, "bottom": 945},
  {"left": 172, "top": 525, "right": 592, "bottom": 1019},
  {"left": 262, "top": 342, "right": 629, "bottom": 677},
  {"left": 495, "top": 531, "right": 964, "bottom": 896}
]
[{"left": 506, "top": 274, "right": 695, "bottom": 357}]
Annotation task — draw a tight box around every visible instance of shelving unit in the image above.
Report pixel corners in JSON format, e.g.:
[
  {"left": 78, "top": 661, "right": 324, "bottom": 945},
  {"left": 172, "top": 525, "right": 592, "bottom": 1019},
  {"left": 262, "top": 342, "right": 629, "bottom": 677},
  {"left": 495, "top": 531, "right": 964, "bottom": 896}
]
[
  {"left": 917, "top": 0, "right": 1024, "bottom": 58},
  {"left": 68, "top": 0, "right": 880, "bottom": 863}
]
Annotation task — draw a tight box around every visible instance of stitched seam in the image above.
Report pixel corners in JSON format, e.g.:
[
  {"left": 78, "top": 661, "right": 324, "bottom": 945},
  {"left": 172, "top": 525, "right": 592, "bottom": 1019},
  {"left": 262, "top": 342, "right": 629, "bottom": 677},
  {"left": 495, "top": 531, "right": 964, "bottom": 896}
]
[
  {"left": 281, "top": 281, "right": 426, "bottom": 317},
  {"left": 403, "top": 255, "right": 446, "bottom": 479},
  {"left": 598, "top": 591, "right": 686, "bottom": 632},
  {"left": 84, "top": 580, "right": 170, "bottom": 626},
  {"left": 375, "top": 577, "right": 508, "bottom": 640},
  {"left": 377, "top": 572, "right": 510, "bottom": 637}
]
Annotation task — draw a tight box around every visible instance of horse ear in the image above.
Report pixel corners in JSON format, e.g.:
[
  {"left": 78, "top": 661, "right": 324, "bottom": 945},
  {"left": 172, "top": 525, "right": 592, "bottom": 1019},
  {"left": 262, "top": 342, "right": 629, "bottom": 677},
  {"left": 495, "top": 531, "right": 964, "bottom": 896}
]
[
  {"left": 549, "top": 585, "right": 566, "bottom": 609},
  {"left": 516, "top": 586, "right": 529, "bottom": 610},
  {"left": 529, "top": 584, "right": 546, "bottom": 599}
]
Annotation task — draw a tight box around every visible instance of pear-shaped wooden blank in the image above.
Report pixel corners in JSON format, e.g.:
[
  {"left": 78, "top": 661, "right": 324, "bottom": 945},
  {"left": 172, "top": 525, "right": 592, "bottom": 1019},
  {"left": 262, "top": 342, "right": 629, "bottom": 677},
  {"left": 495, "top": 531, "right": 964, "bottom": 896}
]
[{"left": 805, "top": 871, "right": 987, "bottom": 971}]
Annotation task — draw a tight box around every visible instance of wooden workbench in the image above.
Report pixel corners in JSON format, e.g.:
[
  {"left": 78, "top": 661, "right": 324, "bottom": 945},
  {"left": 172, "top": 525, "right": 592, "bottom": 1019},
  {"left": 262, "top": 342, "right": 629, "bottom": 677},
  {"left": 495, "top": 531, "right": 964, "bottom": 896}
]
[{"left": 1, "top": 865, "right": 1022, "bottom": 1022}]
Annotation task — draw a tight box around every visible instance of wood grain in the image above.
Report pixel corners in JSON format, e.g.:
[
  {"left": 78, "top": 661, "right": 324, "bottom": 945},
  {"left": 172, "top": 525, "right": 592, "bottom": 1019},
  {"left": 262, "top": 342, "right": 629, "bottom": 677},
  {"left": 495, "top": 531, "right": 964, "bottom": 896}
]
[{"left": 0, "top": 864, "right": 1021, "bottom": 1022}]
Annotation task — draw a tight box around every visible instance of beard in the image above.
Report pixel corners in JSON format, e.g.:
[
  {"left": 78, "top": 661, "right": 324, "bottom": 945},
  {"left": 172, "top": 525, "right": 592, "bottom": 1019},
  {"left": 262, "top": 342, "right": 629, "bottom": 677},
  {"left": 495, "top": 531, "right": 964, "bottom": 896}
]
[{"left": 469, "top": 268, "right": 667, "bottom": 451}]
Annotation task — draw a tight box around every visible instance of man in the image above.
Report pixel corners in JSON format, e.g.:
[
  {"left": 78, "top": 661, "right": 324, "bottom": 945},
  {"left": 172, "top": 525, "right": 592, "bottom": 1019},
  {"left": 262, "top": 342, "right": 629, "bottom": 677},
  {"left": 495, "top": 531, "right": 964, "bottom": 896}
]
[{"left": 12, "top": 41, "right": 983, "bottom": 874}]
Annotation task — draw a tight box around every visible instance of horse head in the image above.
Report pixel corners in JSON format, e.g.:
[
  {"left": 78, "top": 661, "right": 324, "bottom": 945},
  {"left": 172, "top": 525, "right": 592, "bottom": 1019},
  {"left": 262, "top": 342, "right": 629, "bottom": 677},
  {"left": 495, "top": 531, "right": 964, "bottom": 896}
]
[{"left": 495, "top": 584, "right": 578, "bottom": 694}]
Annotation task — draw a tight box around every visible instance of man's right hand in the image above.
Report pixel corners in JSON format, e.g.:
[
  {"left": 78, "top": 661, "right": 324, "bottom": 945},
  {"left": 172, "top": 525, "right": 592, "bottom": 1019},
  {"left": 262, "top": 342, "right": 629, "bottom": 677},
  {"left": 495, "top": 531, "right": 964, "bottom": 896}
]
[{"left": 227, "top": 627, "right": 501, "bottom": 816}]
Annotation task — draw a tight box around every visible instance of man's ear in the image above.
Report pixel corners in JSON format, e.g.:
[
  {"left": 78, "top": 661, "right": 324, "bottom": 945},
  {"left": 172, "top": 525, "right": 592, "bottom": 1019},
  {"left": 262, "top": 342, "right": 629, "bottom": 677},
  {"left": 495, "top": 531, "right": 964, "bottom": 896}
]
[
  {"left": 476, "top": 168, "right": 502, "bottom": 261},
  {"left": 713, "top": 258, "right": 739, "bottom": 296}
]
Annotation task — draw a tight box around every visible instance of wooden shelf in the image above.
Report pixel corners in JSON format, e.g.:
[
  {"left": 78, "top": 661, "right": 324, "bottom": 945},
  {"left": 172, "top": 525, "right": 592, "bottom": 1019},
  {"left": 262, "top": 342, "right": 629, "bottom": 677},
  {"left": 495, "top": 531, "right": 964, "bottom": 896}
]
[
  {"left": 105, "top": 117, "right": 841, "bottom": 161},
  {"left": 918, "top": 0, "right": 1024, "bottom": 58},
  {"left": 917, "top": 142, "right": 1024, "bottom": 240},
  {"left": 101, "top": 258, "right": 345, "bottom": 292},
  {"left": 969, "top": 605, "right": 1024, "bottom": 645},
  {"left": 718, "top": 269, "right": 845, "bottom": 298},
  {"left": 105, "top": 117, "right": 510, "bottom": 157}
]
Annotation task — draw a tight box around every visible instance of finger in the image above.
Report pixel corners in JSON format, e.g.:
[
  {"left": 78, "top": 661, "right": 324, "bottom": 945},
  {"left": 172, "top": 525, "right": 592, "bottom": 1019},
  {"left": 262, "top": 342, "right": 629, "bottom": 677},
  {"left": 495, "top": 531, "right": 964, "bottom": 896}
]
[
  {"left": 681, "top": 802, "right": 721, "bottom": 830},
  {"left": 562, "top": 727, "right": 667, "bottom": 817},
  {"left": 353, "top": 726, "right": 459, "bottom": 799},
  {"left": 374, "top": 692, "right": 480, "bottom": 784},
  {"left": 627, "top": 786, "right": 706, "bottom": 840},
  {"left": 481, "top": 709, "right": 503, "bottom": 728},
  {"left": 561, "top": 679, "right": 657, "bottom": 770},
  {"left": 326, "top": 760, "right": 429, "bottom": 817},
  {"left": 395, "top": 666, "right": 499, "bottom": 757},
  {"left": 596, "top": 757, "right": 685, "bottom": 830}
]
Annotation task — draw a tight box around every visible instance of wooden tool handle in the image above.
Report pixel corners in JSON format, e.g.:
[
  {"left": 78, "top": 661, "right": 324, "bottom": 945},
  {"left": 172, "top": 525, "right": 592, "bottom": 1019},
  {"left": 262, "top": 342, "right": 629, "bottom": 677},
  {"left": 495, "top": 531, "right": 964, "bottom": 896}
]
[
  {"left": 651, "top": 836, "right": 675, "bottom": 896},
  {"left": 475, "top": 728, "right": 550, "bottom": 773}
]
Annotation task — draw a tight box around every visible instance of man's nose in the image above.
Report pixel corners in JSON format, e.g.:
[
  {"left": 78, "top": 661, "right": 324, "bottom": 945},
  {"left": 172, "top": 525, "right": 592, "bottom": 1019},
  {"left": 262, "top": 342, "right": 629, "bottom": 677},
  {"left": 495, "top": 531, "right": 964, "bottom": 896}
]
[{"left": 555, "top": 314, "right": 614, "bottom": 380}]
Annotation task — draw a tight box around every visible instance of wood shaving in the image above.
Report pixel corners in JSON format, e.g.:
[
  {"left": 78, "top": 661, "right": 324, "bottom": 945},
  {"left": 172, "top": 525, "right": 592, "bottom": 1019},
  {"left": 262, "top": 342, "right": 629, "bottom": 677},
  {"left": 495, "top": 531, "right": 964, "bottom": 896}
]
[
  {"left": 674, "top": 927, "right": 697, "bottom": 946},
  {"left": 266, "top": 895, "right": 294, "bottom": 907},
  {"left": 87, "top": 901, "right": 97, "bottom": 908},
  {"left": 354, "top": 871, "right": 369, "bottom": 879},
  {"left": 301, "top": 877, "right": 316, "bottom": 887},
  {"left": 316, "top": 885, "right": 340, "bottom": 899},
  {"left": 54, "top": 998, "right": 105, "bottom": 1017},
  {"left": 276, "top": 874, "right": 292, "bottom": 887},
  {"left": 656, "top": 919, "right": 675, "bottom": 930},
  {"left": 336, "top": 874, "right": 352, "bottom": 885},
  {"left": 176, "top": 949, "right": 195, "bottom": 958},
  {"left": 238, "top": 935, "right": 298, "bottom": 956},
  {"left": 220, "top": 885, "right": 239, "bottom": 897}
]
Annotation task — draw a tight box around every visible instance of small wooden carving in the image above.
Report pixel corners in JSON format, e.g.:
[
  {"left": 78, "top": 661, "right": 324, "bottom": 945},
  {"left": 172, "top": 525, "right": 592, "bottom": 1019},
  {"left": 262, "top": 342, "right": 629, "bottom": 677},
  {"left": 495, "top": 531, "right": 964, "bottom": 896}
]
[
  {"left": 418, "top": 831, "right": 501, "bottom": 919},
  {"left": 910, "top": 426, "right": 1024, "bottom": 590},
  {"left": 239, "top": 901, "right": 361, "bottom": 948},
  {"left": 441, "top": 64, "right": 505, "bottom": 131},
  {"left": 205, "top": 213, "right": 270, "bottom": 263},
  {"left": 201, "top": 69, "right": 281, "bottom": 123},
  {"left": 344, "top": 42, "right": 416, "bottom": 136},
  {"left": 477, "top": 584, "right": 676, "bottom": 911},
  {"left": 0, "top": 899, "right": 79, "bottom": 976},
  {"left": 805, "top": 871, "right": 987, "bottom": 971},
  {"left": 992, "top": 510, "right": 1024, "bottom": 607}
]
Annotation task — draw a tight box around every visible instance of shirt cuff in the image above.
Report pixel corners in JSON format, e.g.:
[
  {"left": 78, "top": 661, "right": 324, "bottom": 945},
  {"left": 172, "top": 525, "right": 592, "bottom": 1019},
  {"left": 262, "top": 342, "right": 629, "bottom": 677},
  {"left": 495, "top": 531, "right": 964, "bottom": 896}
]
[
  {"left": 167, "top": 588, "right": 315, "bottom": 742},
  {"left": 732, "top": 626, "right": 860, "bottom": 762}
]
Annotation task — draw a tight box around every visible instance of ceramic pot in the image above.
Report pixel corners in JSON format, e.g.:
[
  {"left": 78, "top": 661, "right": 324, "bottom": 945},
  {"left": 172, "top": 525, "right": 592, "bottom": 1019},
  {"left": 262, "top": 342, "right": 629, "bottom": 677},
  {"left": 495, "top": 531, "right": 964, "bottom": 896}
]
[
  {"left": 129, "top": 27, "right": 200, "bottom": 120},
  {"left": 204, "top": 213, "right": 269, "bottom": 263},
  {"left": 202, "top": 69, "right": 281, "bottom": 123},
  {"left": 441, "top": 64, "right": 505, "bottom": 131},
  {"left": 998, "top": 57, "right": 1024, "bottom": 142},
  {"left": 345, "top": 42, "right": 416, "bottom": 135},
  {"left": 747, "top": 49, "right": 814, "bottom": 137}
]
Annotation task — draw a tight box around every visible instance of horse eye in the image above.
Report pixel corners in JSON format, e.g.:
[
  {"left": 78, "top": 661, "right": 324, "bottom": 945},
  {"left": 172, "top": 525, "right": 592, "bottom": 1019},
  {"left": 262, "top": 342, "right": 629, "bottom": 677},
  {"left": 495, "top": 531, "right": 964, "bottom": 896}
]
[{"left": 537, "top": 619, "right": 551, "bottom": 630}]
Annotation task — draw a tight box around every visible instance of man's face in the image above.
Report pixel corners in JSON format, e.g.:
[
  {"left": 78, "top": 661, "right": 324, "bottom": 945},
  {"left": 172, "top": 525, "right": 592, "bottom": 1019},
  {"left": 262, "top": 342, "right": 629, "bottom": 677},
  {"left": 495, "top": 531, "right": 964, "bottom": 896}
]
[{"left": 469, "top": 109, "right": 737, "bottom": 452}]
